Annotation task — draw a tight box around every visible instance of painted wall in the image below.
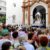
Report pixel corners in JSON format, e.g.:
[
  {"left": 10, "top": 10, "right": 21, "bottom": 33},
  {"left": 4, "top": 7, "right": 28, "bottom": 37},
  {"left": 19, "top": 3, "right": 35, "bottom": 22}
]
[{"left": 6, "top": 0, "right": 23, "bottom": 25}]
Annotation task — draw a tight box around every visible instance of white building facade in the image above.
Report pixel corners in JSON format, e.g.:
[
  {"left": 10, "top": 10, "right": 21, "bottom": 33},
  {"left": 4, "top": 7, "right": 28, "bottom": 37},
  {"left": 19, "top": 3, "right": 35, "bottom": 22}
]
[
  {"left": 0, "top": 0, "right": 6, "bottom": 15},
  {"left": 6, "top": 0, "right": 23, "bottom": 26},
  {"left": 0, "top": 0, "right": 6, "bottom": 23}
]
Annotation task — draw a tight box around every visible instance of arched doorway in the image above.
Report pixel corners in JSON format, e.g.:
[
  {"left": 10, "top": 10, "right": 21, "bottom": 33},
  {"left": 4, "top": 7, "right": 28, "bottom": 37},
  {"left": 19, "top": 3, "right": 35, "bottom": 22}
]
[{"left": 33, "top": 5, "right": 46, "bottom": 28}]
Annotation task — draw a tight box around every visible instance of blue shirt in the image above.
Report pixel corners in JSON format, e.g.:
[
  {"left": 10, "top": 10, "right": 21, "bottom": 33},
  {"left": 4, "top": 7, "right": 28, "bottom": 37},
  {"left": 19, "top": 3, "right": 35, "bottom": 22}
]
[{"left": 23, "top": 42, "right": 35, "bottom": 50}]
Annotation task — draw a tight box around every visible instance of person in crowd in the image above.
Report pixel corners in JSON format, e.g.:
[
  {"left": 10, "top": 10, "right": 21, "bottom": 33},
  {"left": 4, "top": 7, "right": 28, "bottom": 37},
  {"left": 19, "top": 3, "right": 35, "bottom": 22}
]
[
  {"left": 19, "top": 33, "right": 35, "bottom": 50},
  {"left": 0, "top": 23, "right": 3, "bottom": 38},
  {"left": 34, "top": 28, "right": 38, "bottom": 35},
  {"left": 47, "top": 30, "right": 50, "bottom": 47},
  {"left": 2, "top": 25, "right": 9, "bottom": 35},
  {"left": 45, "top": 29, "right": 49, "bottom": 35},
  {"left": 18, "top": 27, "right": 27, "bottom": 37},
  {"left": 37, "top": 30, "right": 42, "bottom": 36},
  {"left": 31, "top": 28, "right": 34, "bottom": 34},
  {"left": 28, "top": 33, "right": 39, "bottom": 49},
  {"left": 0, "top": 23, "right": 50, "bottom": 50},
  {"left": 0, "top": 30, "right": 13, "bottom": 50},
  {"left": 2, "top": 42, "right": 13, "bottom": 50},
  {"left": 17, "top": 45, "right": 26, "bottom": 50},
  {"left": 12, "top": 31, "right": 20, "bottom": 48},
  {"left": 36, "top": 36, "right": 50, "bottom": 50},
  {"left": 9, "top": 27, "right": 15, "bottom": 40}
]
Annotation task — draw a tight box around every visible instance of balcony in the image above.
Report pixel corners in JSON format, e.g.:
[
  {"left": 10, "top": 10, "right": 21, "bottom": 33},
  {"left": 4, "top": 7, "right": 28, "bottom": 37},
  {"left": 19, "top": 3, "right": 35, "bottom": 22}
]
[
  {"left": 0, "top": 4, "right": 6, "bottom": 8},
  {"left": 0, "top": 7, "right": 6, "bottom": 14},
  {"left": 0, "top": 11, "right": 6, "bottom": 15},
  {"left": 0, "top": 0, "right": 6, "bottom": 3}
]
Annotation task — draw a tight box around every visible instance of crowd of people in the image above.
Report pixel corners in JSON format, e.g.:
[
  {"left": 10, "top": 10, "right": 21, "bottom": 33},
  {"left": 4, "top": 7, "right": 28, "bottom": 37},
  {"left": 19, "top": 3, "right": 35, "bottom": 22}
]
[{"left": 0, "top": 23, "right": 50, "bottom": 50}]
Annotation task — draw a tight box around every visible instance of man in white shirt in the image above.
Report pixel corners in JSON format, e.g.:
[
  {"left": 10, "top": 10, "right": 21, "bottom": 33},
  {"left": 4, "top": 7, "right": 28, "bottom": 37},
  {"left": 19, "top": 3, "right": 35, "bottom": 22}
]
[{"left": 12, "top": 31, "right": 20, "bottom": 48}]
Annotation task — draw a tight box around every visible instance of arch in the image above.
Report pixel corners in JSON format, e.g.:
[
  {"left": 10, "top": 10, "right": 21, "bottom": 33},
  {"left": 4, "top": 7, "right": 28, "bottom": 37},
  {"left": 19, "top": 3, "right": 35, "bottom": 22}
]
[
  {"left": 33, "top": 5, "right": 46, "bottom": 19},
  {"left": 30, "top": 1, "right": 48, "bottom": 27},
  {"left": 33, "top": 5, "right": 46, "bottom": 28}
]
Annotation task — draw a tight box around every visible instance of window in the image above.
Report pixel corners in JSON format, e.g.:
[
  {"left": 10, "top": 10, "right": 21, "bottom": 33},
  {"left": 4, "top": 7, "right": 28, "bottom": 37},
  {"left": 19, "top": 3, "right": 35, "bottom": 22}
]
[{"left": 12, "top": 15, "right": 16, "bottom": 23}]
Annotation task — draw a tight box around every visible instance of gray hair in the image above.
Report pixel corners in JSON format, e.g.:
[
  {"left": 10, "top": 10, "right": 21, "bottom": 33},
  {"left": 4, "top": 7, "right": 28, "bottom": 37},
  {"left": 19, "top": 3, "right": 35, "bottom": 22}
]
[{"left": 19, "top": 34, "right": 28, "bottom": 43}]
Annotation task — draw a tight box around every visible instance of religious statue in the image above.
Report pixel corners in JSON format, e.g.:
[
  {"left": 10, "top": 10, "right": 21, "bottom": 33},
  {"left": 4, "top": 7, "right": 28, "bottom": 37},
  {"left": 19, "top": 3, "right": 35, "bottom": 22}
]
[{"left": 33, "top": 12, "right": 42, "bottom": 26}]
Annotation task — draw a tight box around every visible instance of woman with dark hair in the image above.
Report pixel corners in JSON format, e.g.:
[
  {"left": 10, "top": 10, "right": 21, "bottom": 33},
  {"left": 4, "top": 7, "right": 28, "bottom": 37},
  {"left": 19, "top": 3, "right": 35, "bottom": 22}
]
[
  {"left": 12, "top": 31, "right": 20, "bottom": 48},
  {"left": 28, "top": 33, "right": 39, "bottom": 50},
  {"left": 2, "top": 42, "right": 13, "bottom": 50},
  {"left": 36, "top": 36, "right": 50, "bottom": 50}
]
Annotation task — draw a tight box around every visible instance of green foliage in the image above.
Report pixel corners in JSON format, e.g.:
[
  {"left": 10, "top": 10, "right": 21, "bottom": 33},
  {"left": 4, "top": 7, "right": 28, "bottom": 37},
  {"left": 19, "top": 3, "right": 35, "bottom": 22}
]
[{"left": 0, "top": 16, "right": 6, "bottom": 23}]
